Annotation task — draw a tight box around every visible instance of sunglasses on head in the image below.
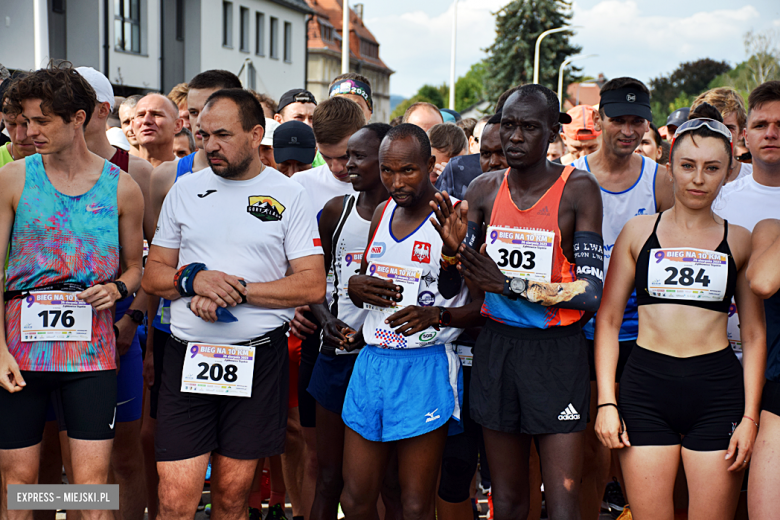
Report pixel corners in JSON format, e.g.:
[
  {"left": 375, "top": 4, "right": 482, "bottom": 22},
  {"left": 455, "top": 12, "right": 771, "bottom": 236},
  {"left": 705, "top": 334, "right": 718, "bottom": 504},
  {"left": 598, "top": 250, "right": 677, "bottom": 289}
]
[{"left": 672, "top": 118, "right": 733, "bottom": 144}]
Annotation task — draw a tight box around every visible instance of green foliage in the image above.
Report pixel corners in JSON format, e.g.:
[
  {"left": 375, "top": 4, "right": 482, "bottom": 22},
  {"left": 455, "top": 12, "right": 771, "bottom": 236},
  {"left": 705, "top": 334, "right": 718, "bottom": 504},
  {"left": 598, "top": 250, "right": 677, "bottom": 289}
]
[
  {"left": 710, "top": 30, "right": 780, "bottom": 101},
  {"left": 483, "top": 0, "right": 582, "bottom": 101},
  {"left": 649, "top": 58, "right": 732, "bottom": 126},
  {"left": 455, "top": 61, "right": 488, "bottom": 112}
]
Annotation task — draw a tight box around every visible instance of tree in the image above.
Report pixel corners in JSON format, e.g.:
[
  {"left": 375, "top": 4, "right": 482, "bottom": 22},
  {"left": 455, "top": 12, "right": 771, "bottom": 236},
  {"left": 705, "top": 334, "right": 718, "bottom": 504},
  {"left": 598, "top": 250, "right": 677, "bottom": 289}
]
[
  {"left": 649, "top": 58, "right": 732, "bottom": 126},
  {"left": 455, "top": 61, "right": 488, "bottom": 112},
  {"left": 483, "top": 0, "right": 582, "bottom": 101},
  {"left": 710, "top": 29, "right": 780, "bottom": 97}
]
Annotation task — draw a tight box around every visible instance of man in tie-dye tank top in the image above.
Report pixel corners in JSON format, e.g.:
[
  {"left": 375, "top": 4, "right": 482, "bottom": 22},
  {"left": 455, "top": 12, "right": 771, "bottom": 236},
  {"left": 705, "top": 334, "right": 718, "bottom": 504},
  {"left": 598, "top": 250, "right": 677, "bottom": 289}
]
[{"left": 0, "top": 63, "right": 144, "bottom": 516}]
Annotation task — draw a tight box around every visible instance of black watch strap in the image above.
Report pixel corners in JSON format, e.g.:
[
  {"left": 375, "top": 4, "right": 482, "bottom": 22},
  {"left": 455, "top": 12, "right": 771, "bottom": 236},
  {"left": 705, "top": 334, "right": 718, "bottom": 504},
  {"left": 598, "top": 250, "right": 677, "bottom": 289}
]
[
  {"left": 128, "top": 309, "right": 145, "bottom": 324},
  {"left": 111, "top": 280, "right": 129, "bottom": 301},
  {"left": 502, "top": 277, "right": 518, "bottom": 300}
]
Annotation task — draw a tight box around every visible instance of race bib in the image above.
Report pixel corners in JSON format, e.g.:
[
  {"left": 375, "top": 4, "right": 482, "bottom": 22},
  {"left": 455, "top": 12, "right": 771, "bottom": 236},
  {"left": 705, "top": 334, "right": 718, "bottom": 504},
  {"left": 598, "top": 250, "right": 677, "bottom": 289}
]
[
  {"left": 648, "top": 248, "right": 728, "bottom": 302},
  {"left": 364, "top": 262, "right": 422, "bottom": 315},
  {"left": 181, "top": 343, "right": 255, "bottom": 398},
  {"left": 20, "top": 291, "right": 92, "bottom": 342},
  {"left": 485, "top": 226, "right": 555, "bottom": 282},
  {"left": 456, "top": 344, "right": 472, "bottom": 367},
  {"left": 143, "top": 239, "right": 149, "bottom": 267},
  {"left": 728, "top": 301, "right": 742, "bottom": 359},
  {"left": 339, "top": 251, "right": 364, "bottom": 297}
]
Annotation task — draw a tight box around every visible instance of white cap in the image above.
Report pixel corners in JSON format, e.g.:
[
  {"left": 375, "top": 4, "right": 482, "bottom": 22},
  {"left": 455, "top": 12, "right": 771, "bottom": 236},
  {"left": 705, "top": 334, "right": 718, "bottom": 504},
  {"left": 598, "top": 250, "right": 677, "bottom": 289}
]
[
  {"left": 262, "top": 118, "right": 280, "bottom": 146},
  {"left": 76, "top": 66, "right": 115, "bottom": 110},
  {"left": 106, "top": 127, "right": 131, "bottom": 151}
]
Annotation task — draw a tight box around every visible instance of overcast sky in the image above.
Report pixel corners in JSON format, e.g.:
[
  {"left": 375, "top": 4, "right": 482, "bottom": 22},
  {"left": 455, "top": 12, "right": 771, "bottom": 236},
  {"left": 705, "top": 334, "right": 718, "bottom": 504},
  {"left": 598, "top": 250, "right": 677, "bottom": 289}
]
[{"left": 355, "top": 0, "right": 780, "bottom": 98}]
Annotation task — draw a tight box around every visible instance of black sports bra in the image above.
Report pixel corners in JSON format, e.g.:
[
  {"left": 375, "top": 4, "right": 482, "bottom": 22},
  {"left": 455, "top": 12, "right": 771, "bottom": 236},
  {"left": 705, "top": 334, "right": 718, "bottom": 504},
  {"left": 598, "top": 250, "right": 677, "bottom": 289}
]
[{"left": 635, "top": 212, "right": 737, "bottom": 313}]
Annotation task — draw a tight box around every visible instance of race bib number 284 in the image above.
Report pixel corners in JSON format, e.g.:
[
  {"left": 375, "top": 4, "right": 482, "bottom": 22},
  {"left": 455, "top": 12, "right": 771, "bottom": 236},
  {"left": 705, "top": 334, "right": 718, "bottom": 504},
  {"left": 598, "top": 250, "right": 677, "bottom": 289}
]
[{"left": 647, "top": 248, "right": 728, "bottom": 302}]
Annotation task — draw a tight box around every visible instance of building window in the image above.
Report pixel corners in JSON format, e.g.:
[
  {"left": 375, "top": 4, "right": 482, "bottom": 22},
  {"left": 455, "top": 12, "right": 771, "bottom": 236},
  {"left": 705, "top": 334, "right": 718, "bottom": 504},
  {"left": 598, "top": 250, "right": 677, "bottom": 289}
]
[
  {"left": 114, "top": 0, "right": 141, "bottom": 53},
  {"left": 240, "top": 7, "right": 249, "bottom": 52},
  {"left": 283, "top": 22, "right": 292, "bottom": 63},
  {"left": 222, "top": 1, "right": 233, "bottom": 47},
  {"left": 255, "top": 12, "right": 265, "bottom": 55},
  {"left": 175, "top": 0, "right": 184, "bottom": 41},
  {"left": 360, "top": 38, "right": 378, "bottom": 59},
  {"left": 320, "top": 24, "right": 332, "bottom": 42},
  {"left": 270, "top": 17, "right": 279, "bottom": 59}
]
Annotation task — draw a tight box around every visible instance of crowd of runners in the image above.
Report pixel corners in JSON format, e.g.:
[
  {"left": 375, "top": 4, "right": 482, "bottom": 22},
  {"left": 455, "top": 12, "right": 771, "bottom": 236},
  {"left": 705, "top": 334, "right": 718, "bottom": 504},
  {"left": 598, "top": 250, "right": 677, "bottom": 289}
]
[{"left": 0, "top": 60, "right": 779, "bottom": 520}]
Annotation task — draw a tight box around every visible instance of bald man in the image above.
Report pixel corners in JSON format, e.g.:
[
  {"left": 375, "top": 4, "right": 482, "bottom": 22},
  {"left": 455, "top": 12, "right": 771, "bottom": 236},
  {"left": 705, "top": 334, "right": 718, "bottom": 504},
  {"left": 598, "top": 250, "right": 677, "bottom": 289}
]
[
  {"left": 133, "top": 93, "right": 183, "bottom": 167},
  {"left": 403, "top": 101, "right": 444, "bottom": 133}
]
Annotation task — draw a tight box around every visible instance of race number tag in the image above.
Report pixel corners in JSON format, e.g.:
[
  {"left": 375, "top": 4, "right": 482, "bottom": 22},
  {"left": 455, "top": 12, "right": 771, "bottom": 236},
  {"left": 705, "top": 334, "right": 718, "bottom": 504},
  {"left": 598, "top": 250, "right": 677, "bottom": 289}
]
[
  {"left": 181, "top": 343, "right": 255, "bottom": 398},
  {"left": 364, "top": 262, "right": 422, "bottom": 315},
  {"left": 727, "top": 301, "right": 742, "bottom": 358},
  {"left": 20, "top": 291, "right": 92, "bottom": 342},
  {"left": 648, "top": 248, "right": 728, "bottom": 302},
  {"left": 456, "top": 345, "right": 473, "bottom": 367},
  {"left": 485, "top": 226, "right": 555, "bottom": 282},
  {"left": 338, "top": 251, "right": 364, "bottom": 298}
]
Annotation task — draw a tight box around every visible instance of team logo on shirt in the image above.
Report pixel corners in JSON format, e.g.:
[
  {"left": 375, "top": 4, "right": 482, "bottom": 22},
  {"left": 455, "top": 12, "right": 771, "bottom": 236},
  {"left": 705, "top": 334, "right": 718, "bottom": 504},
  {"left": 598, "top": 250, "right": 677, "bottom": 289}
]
[
  {"left": 418, "top": 291, "right": 435, "bottom": 306},
  {"left": 368, "top": 242, "right": 386, "bottom": 259},
  {"left": 412, "top": 242, "right": 431, "bottom": 263},
  {"left": 247, "top": 196, "right": 286, "bottom": 222}
]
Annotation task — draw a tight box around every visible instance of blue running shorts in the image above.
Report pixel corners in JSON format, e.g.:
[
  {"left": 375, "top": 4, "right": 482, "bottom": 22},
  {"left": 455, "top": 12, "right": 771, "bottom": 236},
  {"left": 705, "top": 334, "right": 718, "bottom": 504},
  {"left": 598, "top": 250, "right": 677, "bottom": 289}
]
[
  {"left": 342, "top": 344, "right": 462, "bottom": 442},
  {"left": 307, "top": 351, "right": 359, "bottom": 415}
]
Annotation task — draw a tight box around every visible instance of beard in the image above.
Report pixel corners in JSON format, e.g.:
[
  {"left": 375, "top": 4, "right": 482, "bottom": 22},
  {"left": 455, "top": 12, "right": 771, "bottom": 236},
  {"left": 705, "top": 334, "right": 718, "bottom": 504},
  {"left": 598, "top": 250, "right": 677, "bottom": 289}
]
[{"left": 209, "top": 150, "right": 254, "bottom": 179}]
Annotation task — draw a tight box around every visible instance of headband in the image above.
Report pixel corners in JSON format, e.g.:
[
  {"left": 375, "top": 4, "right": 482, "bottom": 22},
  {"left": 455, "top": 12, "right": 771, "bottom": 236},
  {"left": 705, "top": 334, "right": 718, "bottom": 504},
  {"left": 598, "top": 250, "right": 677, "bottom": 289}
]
[{"left": 329, "top": 79, "right": 373, "bottom": 112}]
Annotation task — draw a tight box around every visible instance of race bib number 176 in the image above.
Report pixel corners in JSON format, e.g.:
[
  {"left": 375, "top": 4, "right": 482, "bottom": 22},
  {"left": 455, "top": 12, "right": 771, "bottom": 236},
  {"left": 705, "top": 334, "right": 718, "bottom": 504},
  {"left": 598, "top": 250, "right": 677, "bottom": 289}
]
[{"left": 21, "top": 291, "right": 92, "bottom": 342}]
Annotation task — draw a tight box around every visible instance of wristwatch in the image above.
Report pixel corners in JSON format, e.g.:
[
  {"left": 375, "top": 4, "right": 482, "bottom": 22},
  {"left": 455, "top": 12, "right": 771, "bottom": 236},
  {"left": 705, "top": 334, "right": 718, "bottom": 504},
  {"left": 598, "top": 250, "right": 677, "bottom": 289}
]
[
  {"left": 502, "top": 276, "right": 527, "bottom": 300},
  {"left": 128, "top": 309, "right": 145, "bottom": 325},
  {"left": 111, "top": 280, "right": 129, "bottom": 301},
  {"left": 438, "top": 307, "right": 452, "bottom": 327}
]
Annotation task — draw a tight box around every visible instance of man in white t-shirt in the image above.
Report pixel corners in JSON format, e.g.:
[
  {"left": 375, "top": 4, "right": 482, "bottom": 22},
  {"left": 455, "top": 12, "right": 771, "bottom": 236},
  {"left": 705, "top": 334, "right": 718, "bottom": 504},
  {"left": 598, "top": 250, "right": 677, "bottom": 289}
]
[
  {"left": 291, "top": 96, "right": 364, "bottom": 216},
  {"left": 716, "top": 80, "right": 780, "bottom": 518},
  {"left": 142, "top": 89, "right": 325, "bottom": 520}
]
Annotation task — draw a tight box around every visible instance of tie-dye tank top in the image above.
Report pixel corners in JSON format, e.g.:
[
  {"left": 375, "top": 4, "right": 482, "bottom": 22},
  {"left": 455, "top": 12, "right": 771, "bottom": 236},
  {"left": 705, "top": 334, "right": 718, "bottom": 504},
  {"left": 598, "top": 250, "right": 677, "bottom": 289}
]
[{"left": 4, "top": 154, "right": 120, "bottom": 371}]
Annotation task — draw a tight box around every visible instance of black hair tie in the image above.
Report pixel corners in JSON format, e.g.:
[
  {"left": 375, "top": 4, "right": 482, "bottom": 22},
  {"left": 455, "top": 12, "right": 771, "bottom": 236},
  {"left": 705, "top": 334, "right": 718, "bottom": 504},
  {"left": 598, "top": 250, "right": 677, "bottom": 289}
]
[{"left": 597, "top": 403, "right": 626, "bottom": 436}]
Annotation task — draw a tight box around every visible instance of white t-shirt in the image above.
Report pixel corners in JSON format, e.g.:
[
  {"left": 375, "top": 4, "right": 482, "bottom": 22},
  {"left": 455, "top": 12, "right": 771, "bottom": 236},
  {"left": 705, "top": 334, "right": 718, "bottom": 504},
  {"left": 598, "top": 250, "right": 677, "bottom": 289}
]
[
  {"left": 292, "top": 164, "right": 356, "bottom": 221},
  {"left": 734, "top": 162, "right": 753, "bottom": 183},
  {"left": 715, "top": 173, "right": 780, "bottom": 231},
  {"left": 154, "top": 166, "right": 323, "bottom": 343}
]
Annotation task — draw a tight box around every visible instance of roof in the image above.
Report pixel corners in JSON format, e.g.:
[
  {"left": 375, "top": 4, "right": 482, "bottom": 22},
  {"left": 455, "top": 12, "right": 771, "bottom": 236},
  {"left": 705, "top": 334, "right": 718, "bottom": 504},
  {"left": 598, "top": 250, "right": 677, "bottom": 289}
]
[
  {"left": 304, "top": 0, "right": 392, "bottom": 73},
  {"left": 564, "top": 82, "right": 601, "bottom": 111},
  {"left": 267, "top": 0, "right": 313, "bottom": 15}
]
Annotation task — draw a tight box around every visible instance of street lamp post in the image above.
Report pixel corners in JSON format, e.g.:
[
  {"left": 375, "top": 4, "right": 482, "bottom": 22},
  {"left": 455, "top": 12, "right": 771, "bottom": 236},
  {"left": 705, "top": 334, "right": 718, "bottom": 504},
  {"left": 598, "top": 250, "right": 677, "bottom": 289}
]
[
  {"left": 342, "top": 0, "right": 350, "bottom": 74},
  {"left": 533, "top": 26, "right": 582, "bottom": 85},
  {"left": 448, "top": 0, "right": 458, "bottom": 110},
  {"left": 557, "top": 54, "right": 597, "bottom": 108}
]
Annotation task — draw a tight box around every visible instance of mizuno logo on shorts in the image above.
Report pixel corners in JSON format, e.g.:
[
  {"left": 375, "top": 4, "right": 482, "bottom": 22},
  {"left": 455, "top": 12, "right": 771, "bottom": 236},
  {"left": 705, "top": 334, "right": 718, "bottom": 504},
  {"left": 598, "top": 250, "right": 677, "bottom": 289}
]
[{"left": 558, "top": 404, "right": 580, "bottom": 421}]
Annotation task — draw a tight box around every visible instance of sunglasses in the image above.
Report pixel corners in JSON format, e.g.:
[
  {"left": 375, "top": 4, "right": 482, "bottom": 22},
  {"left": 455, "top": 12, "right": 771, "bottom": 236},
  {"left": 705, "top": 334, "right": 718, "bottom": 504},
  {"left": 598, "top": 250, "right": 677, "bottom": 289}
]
[{"left": 672, "top": 118, "right": 733, "bottom": 144}]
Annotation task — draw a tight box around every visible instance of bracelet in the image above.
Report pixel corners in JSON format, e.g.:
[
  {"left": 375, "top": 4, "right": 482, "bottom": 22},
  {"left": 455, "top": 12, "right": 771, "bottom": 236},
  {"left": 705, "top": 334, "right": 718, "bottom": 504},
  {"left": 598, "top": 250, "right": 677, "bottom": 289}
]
[
  {"left": 743, "top": 415, "right": 759, "bottom": 427},
  {"left": 441, "top": 253, "right": 458, "bottom": 265},
  {"left": 173, "top": 263, "right": 207, "bottom": 297},
  {"left": 597, "top": 403, "right": 625, "bottom": 435}
]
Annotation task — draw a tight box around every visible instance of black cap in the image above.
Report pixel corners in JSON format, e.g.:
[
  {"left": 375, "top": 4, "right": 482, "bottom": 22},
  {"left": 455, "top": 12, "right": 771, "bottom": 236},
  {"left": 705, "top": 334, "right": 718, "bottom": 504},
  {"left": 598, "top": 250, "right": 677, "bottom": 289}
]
[
  {"left": 666, "top": 107, "right": 690, "bottom": 129},
  {"left": 600, "top": 87, "right": 652, "bottom": 121},
  {"left": 277, "top": 89, "right": 317, "bottom": 114},
  {"left": 273, "top": 121, "right": 317, "bottom": 165}
]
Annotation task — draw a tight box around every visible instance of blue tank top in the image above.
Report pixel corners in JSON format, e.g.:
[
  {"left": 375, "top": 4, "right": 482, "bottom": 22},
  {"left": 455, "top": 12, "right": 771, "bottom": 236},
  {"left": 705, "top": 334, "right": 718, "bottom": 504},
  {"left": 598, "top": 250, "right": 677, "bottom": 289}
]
[
  {"left": 152, "top": 152, "right": 197, "bottom": 333},
  {"left": 573, "top": 155, "right": 658, "bottom": 341},
  {"left": 765, "top": 294, "right": 780, "bottom": 382}
]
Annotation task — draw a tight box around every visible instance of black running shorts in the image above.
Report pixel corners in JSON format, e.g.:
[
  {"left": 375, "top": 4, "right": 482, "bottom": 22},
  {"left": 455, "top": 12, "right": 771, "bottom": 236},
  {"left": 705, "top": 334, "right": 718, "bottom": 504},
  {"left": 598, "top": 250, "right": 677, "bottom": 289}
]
[
  {"left": 619, "top": 345, "right": 744, "bottom": 451},
  {"left": 762, "top": 379, "right": 780, "bottom": 418},
  {"left": 0, "top": 370, "right": 117, "bottom": 449},
  {"left": 155, "top": 324, "right": 289, "bottom": 461},
  {"left": 471, "top": 320, "right": 590, "bottom": 435}
]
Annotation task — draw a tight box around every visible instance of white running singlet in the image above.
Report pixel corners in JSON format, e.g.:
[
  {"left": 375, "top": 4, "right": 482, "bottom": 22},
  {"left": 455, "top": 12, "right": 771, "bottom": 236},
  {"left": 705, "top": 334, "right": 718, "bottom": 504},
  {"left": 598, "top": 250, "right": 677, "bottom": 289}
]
[
  {"left": 329, "top": 194, "right": 371, "bottom": 354},
  {"left": 362, "top": 198, "right": 469, "bottom": 349},
  {"left": 573, "top": 155, "right": 659, "bottom": 341}
]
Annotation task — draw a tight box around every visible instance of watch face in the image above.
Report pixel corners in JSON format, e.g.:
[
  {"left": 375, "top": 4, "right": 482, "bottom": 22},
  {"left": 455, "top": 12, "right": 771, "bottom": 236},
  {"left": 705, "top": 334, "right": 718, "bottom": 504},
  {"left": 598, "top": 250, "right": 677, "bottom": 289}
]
[{"left": 510, "top": 277, "right": 526, "bottom": 293}]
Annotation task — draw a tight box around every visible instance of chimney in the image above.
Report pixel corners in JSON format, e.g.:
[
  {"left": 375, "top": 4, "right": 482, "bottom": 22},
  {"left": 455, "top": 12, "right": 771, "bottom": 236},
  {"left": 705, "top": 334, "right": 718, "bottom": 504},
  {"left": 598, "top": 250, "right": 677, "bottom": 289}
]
[{"left": 354, "top": 3, "right": 363, "bottom": 22}]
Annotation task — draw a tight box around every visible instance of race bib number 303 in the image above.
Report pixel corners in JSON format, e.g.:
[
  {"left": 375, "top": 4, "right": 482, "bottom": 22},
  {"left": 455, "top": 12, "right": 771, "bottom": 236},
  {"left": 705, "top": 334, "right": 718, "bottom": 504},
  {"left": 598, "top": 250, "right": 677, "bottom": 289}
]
[
  {"left": 181, "top": 343, "right": 256, "bottom": 398},
  {"left": 648, "top": 248, "right": 728, "bottom": 302},
  {"left": 364, "top": 262, "right": 422, "bottom": 315},
  {"left": 485, "top": 226, "right": 555, "bottom": 282},
  {"left": 21, "top": 291, "right": 92, "bottom": 342}
]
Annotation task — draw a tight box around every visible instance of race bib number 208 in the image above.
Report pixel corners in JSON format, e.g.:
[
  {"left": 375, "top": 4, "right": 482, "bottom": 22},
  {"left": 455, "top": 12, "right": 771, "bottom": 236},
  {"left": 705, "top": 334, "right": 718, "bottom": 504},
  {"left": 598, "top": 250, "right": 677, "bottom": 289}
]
[{"left": 647, "top": 248, "right": 728, "bottom": 302}]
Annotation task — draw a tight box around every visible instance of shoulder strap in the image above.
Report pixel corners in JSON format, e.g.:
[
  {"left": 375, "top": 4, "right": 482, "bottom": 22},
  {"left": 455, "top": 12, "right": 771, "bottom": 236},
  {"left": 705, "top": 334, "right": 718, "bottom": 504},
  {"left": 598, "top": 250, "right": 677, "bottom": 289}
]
[
  {"left": 723, "top": 219, "right": 729, "bottom": 241},
  {"left": 561, "top": 164, "right": 575, "bottom": 183},
  {"left": 652, "top": 211, "right": 664, "bottom": 233},
  {"left": 109, "top": 147, "right": 129, "bottom": 171},
  {"left": 331, "top": 195, "right": 357, "bottom": 266}
]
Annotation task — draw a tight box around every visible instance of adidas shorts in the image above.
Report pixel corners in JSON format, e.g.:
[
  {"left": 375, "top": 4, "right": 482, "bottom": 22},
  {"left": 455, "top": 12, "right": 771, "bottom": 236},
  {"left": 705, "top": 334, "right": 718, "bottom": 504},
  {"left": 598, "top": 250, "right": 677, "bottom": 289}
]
[{"left": 471, "top": 320, "right": 589, "bottom": 435}]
